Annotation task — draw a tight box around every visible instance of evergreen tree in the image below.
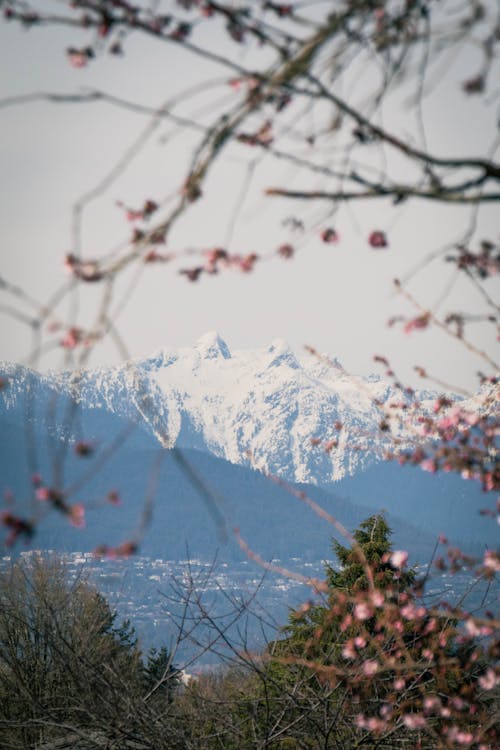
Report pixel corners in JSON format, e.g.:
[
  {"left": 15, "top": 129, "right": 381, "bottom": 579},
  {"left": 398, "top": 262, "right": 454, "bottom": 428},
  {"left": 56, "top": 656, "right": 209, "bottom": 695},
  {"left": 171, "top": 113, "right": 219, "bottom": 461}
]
[
  {"left": 143, "top": 645, "right": 179, "bottom": 700},
  {"left": 327, "top": 514, "right": 415, "bottom": 592},
  {"left": 276, "top": 514, "right": 414, "bottom": 658}
]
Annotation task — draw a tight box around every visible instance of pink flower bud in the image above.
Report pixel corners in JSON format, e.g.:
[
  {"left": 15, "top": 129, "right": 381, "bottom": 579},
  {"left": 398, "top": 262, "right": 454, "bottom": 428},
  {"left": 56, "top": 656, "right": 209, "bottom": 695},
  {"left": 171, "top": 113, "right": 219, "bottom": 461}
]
[
  {"left": 368, "top": 230, "right": 388, "bottom": 248},
  {"left": 390, "top": 550, "right": 408, "bottom": 569},
  {"left": 354, "top": 602, "right": 372, "bottom": 621},
  {"left": 362, "top": 659, "right": 378, "bottom": 676},
  {"left": 69, "top": 504, "right": 85, "bottom": 528}
]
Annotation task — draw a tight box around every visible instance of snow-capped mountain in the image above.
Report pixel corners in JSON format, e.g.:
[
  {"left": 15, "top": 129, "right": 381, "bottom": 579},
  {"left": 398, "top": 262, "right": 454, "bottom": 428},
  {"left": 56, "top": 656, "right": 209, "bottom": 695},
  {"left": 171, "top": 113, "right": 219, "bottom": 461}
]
[
  {"left": 0, "top": 332, "right": 429, "bottom": 484},
  {"left": 1, "top": 333, "right": 497, "bottom": 554}
]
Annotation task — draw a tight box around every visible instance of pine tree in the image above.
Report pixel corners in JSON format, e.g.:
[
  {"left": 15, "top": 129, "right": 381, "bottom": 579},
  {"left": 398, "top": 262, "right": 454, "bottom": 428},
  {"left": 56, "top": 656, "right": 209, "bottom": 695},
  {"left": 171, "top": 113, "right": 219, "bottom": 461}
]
[
  {"left": 143, "top": 645, "right": 179, "bottom": 700},
  {"left": 274, "top": 514, "right": 414, "bottom": 659},
  {"left": 327, "top": 514, "right": 415, "bottom": 593}
]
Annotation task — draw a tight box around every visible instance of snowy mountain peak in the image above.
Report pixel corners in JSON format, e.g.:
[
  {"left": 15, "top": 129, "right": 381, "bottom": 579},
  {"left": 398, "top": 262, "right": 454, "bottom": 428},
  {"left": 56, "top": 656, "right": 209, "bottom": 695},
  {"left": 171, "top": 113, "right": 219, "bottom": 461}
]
[
  {"left": 194, "top": 331, "right": 232, "bottom": 360},
  {"left": 0, "top": 336, "right": 444, "bottom": 484},
  {"left": 263, "top": 339, "right": 300, "bottom": 370}
]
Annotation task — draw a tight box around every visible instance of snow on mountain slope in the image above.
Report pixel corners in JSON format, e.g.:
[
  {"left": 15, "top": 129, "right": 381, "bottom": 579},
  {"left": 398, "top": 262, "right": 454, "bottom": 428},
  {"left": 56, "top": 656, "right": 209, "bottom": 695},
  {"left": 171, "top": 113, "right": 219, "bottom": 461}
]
[
  {"left": 141, "top": 332, "right": 418, "bottom": 482},
  {"left": 0, "top": 332, "right": 441, "bottom": 484}
]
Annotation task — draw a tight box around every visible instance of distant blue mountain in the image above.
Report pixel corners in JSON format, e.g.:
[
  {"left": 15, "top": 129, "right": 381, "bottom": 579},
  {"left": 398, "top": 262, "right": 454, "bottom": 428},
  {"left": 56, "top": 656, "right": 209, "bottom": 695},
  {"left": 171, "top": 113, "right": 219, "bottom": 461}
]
[{"left": 0, "top": 339, "right": 495, "bottom": 562}]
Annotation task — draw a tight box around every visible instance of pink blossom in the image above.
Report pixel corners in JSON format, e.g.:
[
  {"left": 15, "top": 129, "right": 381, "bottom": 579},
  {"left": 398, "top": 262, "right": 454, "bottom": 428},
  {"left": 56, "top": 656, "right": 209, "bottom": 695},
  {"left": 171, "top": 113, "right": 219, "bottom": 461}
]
[
  {"left": 354, "top": 601, "right": 372, "bottom": 621},
  {"left": 144, "top": 250, "right": 160, "bottom": 263},
  {"left": 366, "top": 717, "right": 385, "bottom": 732},
  {"left": 368, "top": 230, "right": 388, "bottom": 248},
  {"left": 420, "top": 458, "right": 437, "bottom": 473},
  {"left": 423, "top": 695, "right": 440, "bottom": 712},
  {"left": 61, "top": 327, "right": 83, "bottom": 349},
  {"left": 67, "top": 48, "right": 90, "bottom": 68},
  {"left": 370, "top": 590, "right": 384, "bottom": 607},
  {"left": 380, "top": 703, "right": 393, "bottom": 719},
  {"left": 362, "top": 659, "right": 378, "bottom": 676},
  {"left": 404, "top": 312, "right": 430, "bottom": 334},
  {"left": 35, "top": 486, "right": 66, "bottom": 510},
  {"left": 126, "top": 209, "right": 143, "bottom": 222},
  {"left": 355, "top": 714, "right": 386, "bottom": 732},
  {"left": 433, "top": 396, "right": 452, "bottom": 413},
  {"left": 390, "top": 550, "right": 408, "bottom": 569},
  {"left": 76, "top": 261, "right": 102, "bottom": 283},
  {"left": 403, "top": 714, "right": 426, "bottom": 729},
  {"left": 393, "top": 678, "right": 405, "bottom": 690},
  {"left": 479, "top": 668, "right": 498, "bottom": 690},
  {"left": 464, "top": 619, "right": 482, "bottom": 637},
  {"left": 401, "top": 603, "right": 426, "bottom": 620},
  {"left": 482, "top": 472, "right": 495, "bottom": 492},
  {"left": 237, "top": 253, "right": 258, "bottom": 273},
  {"left": 451, "top": 697, "right": 466, "bottom": 710},
  {"left": 203, "top": 247, "right": 227, "bottom": 269},
  {"left": 483, "top": 550, "right": 500, "bottom": 572},
  {"left": 342, "top": 642, "right": 356, "bottom": 659},
  {"left": 437, "top": 414, "right": 460, "bottom": 430},
  {"left": 278, "top": 244, "right": 294, "bottom": 259},
  {"left": 64, "top": 254, "right": 103, "bottom": 282},
  {"left": 446, "top": 727, "right": 474, "bottom": 745},
  {"left": 463, "top": 411, "right": 480, "bottom": 426},
  {"left": 69, "top": 504, "right": 85, "bottom": 528},
  {"left": 320, "top": 227, "right": 339, "bottom": 243}
]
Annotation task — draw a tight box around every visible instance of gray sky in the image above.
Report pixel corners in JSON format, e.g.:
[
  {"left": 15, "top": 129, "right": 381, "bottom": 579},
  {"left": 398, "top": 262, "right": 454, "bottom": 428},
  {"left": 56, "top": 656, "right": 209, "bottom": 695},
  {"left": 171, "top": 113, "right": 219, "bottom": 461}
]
[{"left": 1, "top": 3, "right": 498, "bottom": 393}]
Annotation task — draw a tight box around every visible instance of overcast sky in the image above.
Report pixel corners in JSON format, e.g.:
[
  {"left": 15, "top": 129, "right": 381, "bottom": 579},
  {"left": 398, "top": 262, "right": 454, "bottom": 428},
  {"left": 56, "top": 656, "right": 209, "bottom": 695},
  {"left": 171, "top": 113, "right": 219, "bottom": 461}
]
[{"left": 1, "top": 2, "right": 498, "bottom": 393}]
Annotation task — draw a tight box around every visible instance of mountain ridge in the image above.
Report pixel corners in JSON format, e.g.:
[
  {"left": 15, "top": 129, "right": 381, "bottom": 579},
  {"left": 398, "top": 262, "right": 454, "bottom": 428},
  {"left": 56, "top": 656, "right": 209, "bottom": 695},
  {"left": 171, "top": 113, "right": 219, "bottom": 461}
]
[
  {"left": 0, "top": 333, "right": 436, "bottom": 484},
  {"left": 0, "top": 335, "right": 496, "bottom": 555}
]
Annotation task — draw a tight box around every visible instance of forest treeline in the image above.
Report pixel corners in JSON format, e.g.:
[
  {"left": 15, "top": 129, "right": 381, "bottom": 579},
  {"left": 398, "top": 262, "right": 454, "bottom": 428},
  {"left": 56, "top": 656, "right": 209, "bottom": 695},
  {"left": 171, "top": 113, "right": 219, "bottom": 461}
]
[{"left": 0, "top": 517, "right": 498, "bottom": 750}]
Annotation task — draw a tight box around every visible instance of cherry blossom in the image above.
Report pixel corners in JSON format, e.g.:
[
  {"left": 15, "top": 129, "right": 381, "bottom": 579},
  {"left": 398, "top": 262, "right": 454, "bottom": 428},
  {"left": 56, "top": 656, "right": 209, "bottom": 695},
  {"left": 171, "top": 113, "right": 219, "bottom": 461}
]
[
  {"left": 362, "top": 659, "right": 378, "bottom": 676},
  {"left": 403, "top": 312, "right": 430, "bottom": 334},
  {"left": 368, "top": 230, "right": 388, "bottom": 248},
  {"left": 66, "top": 47, "right": 94, "bottom": 68},
  {"left": 278, "top": 243, "right": 294, "bottom": 259},
  {"left": 478, "top": 668, "right": 499, "bottom": 690},
  {"left": 354, "top": 601, "right": 372, "bottom": 621},
  {"left": 390, "top": 550, "right": 409, "bottom": 569},
  {"left": 320, "top": 228, "right": 339, "bottom": 243},
  {"left": 402, "top": 714, "right": 427, "bottom": 729},
  {"left": 60, "top": 327, "right": 84, "bottom": 349},
  {"left": 69, "top": 503, "right": 85, "bottom": 528}
]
